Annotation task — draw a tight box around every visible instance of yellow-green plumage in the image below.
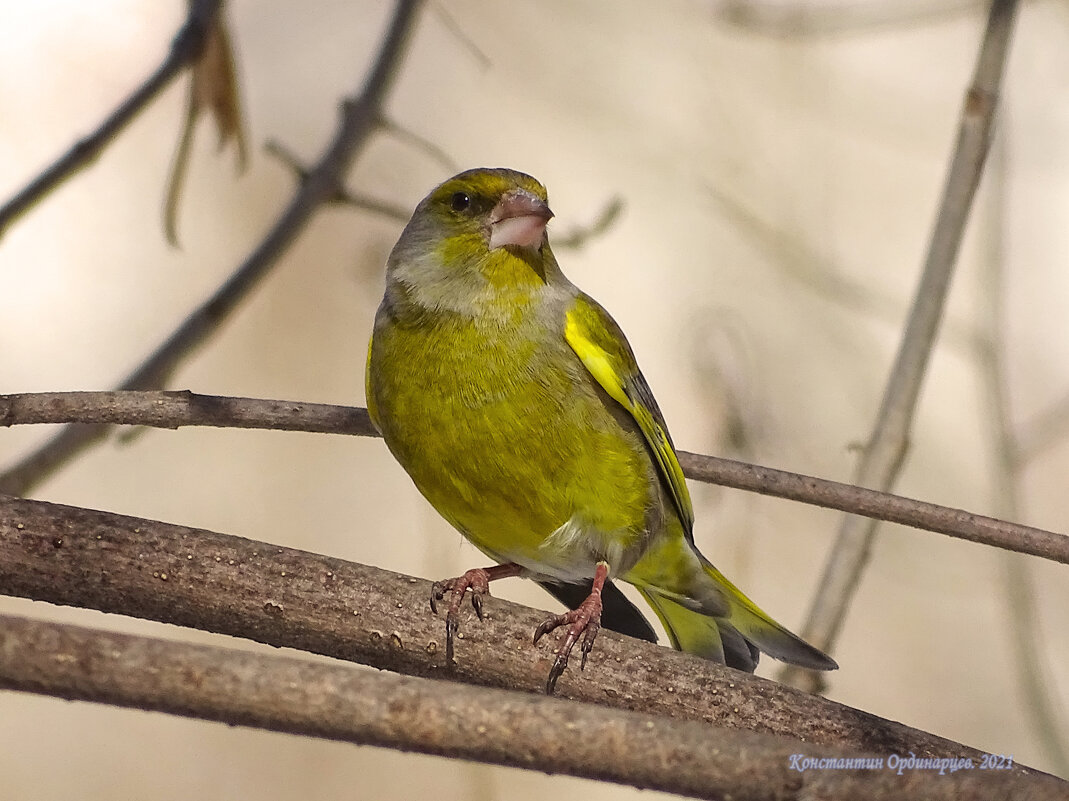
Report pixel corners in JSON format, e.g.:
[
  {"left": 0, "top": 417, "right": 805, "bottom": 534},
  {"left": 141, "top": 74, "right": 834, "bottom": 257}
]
[{"left": 367, "top": 167, "right": 836, "bottom": 675}]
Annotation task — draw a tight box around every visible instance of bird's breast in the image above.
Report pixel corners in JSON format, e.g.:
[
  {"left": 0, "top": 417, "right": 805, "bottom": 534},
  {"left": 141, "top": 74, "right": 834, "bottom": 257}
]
[{"left": 369, "top": 305, "right": 657, "bottom": 577}]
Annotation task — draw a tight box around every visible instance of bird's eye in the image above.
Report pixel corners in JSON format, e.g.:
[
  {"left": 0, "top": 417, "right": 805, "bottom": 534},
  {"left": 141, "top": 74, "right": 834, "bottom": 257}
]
[{"left": 450, "top": 192, "right": 471, "bottom": 212}]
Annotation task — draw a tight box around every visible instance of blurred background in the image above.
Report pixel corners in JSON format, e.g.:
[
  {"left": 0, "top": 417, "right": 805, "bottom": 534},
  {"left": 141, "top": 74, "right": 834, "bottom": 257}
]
[{"left": 2, "top": 0, "right": 1068, "bottom": 797}]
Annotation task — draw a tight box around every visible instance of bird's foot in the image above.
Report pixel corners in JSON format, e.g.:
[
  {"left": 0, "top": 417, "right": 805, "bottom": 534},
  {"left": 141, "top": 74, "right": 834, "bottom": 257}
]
[
  {"left": 430, "top": 563, "right": 522, "bottom": 663},
  {"left": 533, "top": 563, "right": 609, "bottom": 694}
]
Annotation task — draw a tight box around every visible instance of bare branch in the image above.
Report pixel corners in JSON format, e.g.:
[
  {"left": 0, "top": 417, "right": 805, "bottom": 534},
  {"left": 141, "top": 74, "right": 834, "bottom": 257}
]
[
  {"left": 0, "top": 490, "right": 1064, "bottom": 789},
  {"left": 783, "top": 0, "right": 1021, "bottom": 691},
  {"left": 2, "top": 390, "right": 1067, "bottom": 564},
  {"left": 265, "top": 139, "right": 412, "bottom": 220},
  {"left": 676, "top": 449, "right": 1069, "bottom": 565},
  {"left": 0, "top": 0, "right": 425, "bottom": 498},
  {"left": 0, "top": 391, "right": 376, "bottom": 436},
  {"left": 2, "top": 613, "right": 1059, "bottom": 800},
  {"left": 0, "top": 0, "right": 222, "bottom": 239}
]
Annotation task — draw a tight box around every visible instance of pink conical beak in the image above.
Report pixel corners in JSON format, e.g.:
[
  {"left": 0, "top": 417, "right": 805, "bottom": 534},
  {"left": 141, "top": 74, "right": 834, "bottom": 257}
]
[{"left": 489, "top": 189, "right": 553, "bottom": 250}]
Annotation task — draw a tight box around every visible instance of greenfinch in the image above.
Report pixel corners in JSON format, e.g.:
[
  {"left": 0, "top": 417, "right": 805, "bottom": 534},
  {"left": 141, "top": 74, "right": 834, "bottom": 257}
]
[{"left": 366, "top": 168, "right": 836, "bottom": 692}]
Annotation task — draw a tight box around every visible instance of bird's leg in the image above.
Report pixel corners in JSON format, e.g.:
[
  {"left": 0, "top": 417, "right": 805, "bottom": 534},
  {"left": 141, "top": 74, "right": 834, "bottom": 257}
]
[
  {"left": 430, "top": 562, "right": 524, "bottom": 663},
  {"left": 533, "top": 561, "right": 608, "bottom": 694}
]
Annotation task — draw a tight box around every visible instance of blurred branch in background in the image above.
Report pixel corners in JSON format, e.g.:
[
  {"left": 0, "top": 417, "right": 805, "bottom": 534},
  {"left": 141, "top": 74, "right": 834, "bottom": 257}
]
[
  {"left": 781, "top": 0, "right": 1021, "bottom": 693},
  {"left": 0, "top": 612, "right": 1059, "bottom": 801},
  {"left": 431, "top": 2, "right": 491, "bottom": 70},
  {"left": 704, "top": 183, "right": 982, "bottom": 356},
  {"left": 0, "top": 0, "right": 222, "bottom": 239},
  {"left": 710, "top": 0, "right": 983, "bottom": 37},
  {"left": 265, "top": 137, "right": 624, "bottom": 250},
  {"left": 264, "top": 138, "right": 413, "bottom": 220},
  {"left": 1014, "top": 393, "right": 1069, "bottom": 466},
  {"left": 552, "top": 196, "right": 625, "bottom": 250},
  {"left": 0, "top": 0, "right": 424, "bottom": 498},
  {"left": 0, "top": 0, "right": 621, "bottom": 501},
  {"left": 3, "top": 390, "right": 1068, "bottom": 565},
  {"left": 378, "top": 116, "right": 458, "bottom": 172},
  {"left": 688, "top": 314, "right": 758, "bottom": 460},
  {"left": 976, "top": 141, "right": 1069, "bottom": 774},
  {"left": 2, "top": 491, "right": 1064, "bottom": 795}
]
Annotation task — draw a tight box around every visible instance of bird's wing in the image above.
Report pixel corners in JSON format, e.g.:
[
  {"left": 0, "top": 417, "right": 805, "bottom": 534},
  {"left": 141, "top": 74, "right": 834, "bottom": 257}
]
[{"left": 564, "top": 293, "right": 695, "bottom": 536}]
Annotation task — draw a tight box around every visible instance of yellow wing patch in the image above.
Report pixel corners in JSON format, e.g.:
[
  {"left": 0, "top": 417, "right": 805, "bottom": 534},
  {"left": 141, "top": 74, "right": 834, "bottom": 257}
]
[
  {"left": 564, "top": 322, "right": 630, "bottom": 408},
  {"left": 564, "top": 301, "right": 695, "bottom": 533}
]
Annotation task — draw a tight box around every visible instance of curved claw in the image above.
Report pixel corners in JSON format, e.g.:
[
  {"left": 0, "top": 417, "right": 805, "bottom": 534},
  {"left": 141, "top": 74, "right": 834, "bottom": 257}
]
[
  {"left": 533, "top": 613, "right": 566, "bottom": 645},
  {"left": 579, "top": 619, "right": 601, "bottom": 671},
  {"left": 534, "top": 587, "right": 604, "bottom": 694},
  {"left": 546, "top": 652, "right": 569, "bottom": 695},
  {"left": 445, "top": 614, "right": 459, "bottom": 663},
  {"left": 428, "top": 567, "right": 497, "bottom": 664},
  {"left": 429, "top": 581, "right": 445, "bottom": 614},
  {"left": 471, "top": 590, "right": 484, "bottom": 621}
]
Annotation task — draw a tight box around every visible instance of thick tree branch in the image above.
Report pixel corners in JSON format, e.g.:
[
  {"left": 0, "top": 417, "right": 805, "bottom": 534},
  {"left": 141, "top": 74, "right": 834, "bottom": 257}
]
[
  {"left": 0, "top": 490, "right": 1061, "bottom": 785},
  {"left": 2, "top": 390, "right": 1067, "bottom": 564},
  {"left": 784, "top": 0, "right": 1021, "bottom": 690},
  {"left": 1, "top": 614, "right": 1058, "bottom": 801},
  {"left": 0, "top": 0, "right": 424, "bottom": 498},
  {"left": 0, "top": 0, "right": 222, "bottom": 238}
]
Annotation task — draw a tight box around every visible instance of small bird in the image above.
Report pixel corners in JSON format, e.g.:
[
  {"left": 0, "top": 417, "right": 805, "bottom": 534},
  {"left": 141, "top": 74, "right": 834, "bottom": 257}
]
[{"left": 366, "top": 168, "right": 836, "bottom": 692}]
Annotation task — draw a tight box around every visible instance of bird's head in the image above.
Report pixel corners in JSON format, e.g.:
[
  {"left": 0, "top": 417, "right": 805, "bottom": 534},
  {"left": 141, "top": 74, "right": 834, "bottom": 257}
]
[
  {"left": 385, "top": 168, "right": 559, "bottom": 312},
  {"left": 427, "top": 168, "right": 554, "bottom": 252}
]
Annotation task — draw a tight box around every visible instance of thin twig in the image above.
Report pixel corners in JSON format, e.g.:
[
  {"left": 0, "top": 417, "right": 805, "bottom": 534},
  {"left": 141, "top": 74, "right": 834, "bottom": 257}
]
[
  {"left": 782, "top": 0, "right": 1021, "bottom": 691},
  {"left": 2, "top": 390, "right": 1067, "bottom": 564},
  {"left": 264, "top": 139, "right": 412, "bottom": 220},
  {"left": 676, "top": 448, "right": 1069, "bottom": 565},
  {"left": 0, "top": 0, "right": 222, "bottom": 239},
  {"left": 0, "top": 0, "right": 424, "bottom": 499},
  {"left": 0, "top": 391, "right": 378, "bottom": 436},
  {"left": 1, "top": 491, "right": 1062, "bottom": 784}
]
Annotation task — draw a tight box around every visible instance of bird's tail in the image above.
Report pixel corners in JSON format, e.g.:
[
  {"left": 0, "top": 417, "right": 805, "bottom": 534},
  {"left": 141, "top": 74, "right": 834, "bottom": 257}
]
[
  {"left": 627, "top": 540, "right": 837, "bottom": 673},
  {"left": 637, "top": 587, "right": 762, "bottom": 671}
]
